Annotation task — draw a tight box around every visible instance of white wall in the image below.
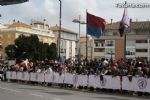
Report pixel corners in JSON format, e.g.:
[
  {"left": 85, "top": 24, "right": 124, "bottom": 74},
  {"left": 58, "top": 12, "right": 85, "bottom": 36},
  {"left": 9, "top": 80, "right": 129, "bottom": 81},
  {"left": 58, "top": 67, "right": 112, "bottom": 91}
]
[
  {"left": 71, "top": 41, "right": 76, "bottom": 60},
  {"left": 66, "top": 41, "right": 70, "bottom": 59}
]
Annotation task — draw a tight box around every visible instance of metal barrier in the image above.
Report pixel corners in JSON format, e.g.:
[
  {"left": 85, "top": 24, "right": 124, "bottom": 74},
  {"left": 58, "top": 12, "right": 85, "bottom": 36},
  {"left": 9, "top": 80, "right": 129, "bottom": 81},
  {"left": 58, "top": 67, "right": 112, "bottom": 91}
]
[{"left": 6, "top": 71, "right": 150, "bottom": 93}]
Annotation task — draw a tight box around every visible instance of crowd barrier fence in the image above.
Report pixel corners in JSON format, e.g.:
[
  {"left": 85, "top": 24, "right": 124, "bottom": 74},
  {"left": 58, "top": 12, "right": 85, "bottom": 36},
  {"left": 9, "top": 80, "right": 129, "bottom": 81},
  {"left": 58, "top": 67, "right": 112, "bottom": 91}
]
[{"left": 6, "top": 71, "right": 150, "bottom": 93}]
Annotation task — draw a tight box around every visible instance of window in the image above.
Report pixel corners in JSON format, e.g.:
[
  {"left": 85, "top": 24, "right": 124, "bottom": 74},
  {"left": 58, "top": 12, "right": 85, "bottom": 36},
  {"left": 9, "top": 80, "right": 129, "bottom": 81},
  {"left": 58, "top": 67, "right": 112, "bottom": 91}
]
[
  {"left": 61, "top": 32, "right": 77, "bottom": 41},
  {"left": 94, "top": 40, "right": 105, "bottom": 47},
  {"left": 105, "top": 40, "right": 114, "bottom": 46},
  {"left": 0, "top": 34, "right": 2, "bottom": 38},
  {"left": 95, "top": 42, "right": 98, "bottom": 47},
  {"left": 7, "top": 33, "right": 11, "bottom": 39},
  {"left": 136, "top": 30, "right": 148, "bottom": 35},
  {"left": 105, "top": 48, "right": 115, "bottom": 55},
  {"left": 61, "top": 49, "right": 65, "bottom": 53},
  {"left": 61, "top": 40, "right": 64, "bottom": 47},
  {"left": 126, "top": 48, "right": 135, "bottom": 55},
  {"left": 61, "top": 49, "right": 63, "bottom": 53},
  {"left": 94, "top": 48, "right": 104, "bottom": 52},
  {"left": 126, "top": 41, "right": 135, "bottom": 46},
  {"left": 39, "top": 25, "right": 43, "bottom": 29},
  {"left": 126, "top": 51, "right": 135, "bottom": 55},
  {"left": 136, "top": 40, "right": 147, "bottom": 43},
  {"left": 113, "top": 32, "right": 118, "bottom": 36},
  {"left": 64, "top": 49, "right": 66, "bottom": 53},
  {"left": 139, "top": 57, "right": 148, "bottom": 61},
  {"left": 136, "top": 49, "right": 148, "bottom": 52},
  {"left": 104, "top": 32, "right": 113, "bottom": 36}
]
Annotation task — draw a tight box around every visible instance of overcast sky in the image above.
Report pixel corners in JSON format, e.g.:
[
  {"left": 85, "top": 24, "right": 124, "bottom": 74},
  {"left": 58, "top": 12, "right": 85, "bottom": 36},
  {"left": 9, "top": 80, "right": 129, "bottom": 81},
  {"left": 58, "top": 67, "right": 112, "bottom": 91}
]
[{"left": 0, "top": 0, "right": 150, "bottom": 34}]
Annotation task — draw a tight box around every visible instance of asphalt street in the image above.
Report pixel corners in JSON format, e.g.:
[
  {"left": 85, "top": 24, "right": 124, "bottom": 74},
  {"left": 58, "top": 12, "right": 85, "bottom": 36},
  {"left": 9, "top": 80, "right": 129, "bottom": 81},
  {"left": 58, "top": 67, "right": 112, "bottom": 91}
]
[{"left": 0, "top": 81, "right": 149, "bottom": 100}]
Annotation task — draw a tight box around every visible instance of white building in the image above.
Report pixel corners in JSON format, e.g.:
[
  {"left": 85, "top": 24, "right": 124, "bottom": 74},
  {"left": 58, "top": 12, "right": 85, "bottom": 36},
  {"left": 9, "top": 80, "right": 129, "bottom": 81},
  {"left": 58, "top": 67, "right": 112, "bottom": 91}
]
[
  {"left": 0, "top": 20, "right": 55, "bottom": 60},
  {"left": 49, "top": 25, "right": 78, "bottom": 60},
  {"left": 81, "top": 21, "right": 150, "bottom": 61}
]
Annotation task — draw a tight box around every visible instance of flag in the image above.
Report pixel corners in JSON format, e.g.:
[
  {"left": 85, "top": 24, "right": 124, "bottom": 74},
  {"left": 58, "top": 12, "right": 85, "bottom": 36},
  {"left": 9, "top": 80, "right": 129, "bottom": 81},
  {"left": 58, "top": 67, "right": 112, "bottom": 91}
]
[
  {"left": 119, "top": 8, "right": 130, "bottom": 37},
  {"left": 87, "top": 12, "right": 106, "bottom": 38}
]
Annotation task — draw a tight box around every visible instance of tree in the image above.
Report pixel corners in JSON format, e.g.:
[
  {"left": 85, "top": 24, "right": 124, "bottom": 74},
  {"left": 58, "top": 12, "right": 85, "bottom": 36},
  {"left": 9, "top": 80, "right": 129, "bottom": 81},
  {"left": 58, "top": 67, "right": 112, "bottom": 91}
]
[
  {"left": 5, "top": 44, "right": 16, "bottom": 60},
  {"left": 48, "top": 43, "right": 57, "bottom": 60},
  {"left": 14, "top": 34, "right": 40, "bottom": 61},
  {"left": 5, "top": 34, "right": 57, "bottom": 61},
  {"left": 27, "top": 34, "right": 40, "bottom": 60}
]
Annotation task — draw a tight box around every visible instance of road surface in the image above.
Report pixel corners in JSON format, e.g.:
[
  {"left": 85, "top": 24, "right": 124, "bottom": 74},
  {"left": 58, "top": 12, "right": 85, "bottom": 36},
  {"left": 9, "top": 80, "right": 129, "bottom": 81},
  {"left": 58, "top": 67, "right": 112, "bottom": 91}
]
[{"left": 0, "top": 81, "right": 149, "bottom": 100}]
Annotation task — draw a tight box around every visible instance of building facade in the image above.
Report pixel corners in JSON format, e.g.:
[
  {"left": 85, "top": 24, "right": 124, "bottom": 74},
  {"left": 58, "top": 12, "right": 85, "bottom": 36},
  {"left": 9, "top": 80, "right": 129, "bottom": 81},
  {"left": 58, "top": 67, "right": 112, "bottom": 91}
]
[
  {"left": 81, "top": 21, "right": 150, "bottom": 61},
  {"left": 0, "top": 20, "right": 55, "bottom": 60},
  {"left": 49, "top": 25, "right": 78, "bottom": 60},
  {"left": 79, "top": 36, "right": 93, "bottom": 60}
]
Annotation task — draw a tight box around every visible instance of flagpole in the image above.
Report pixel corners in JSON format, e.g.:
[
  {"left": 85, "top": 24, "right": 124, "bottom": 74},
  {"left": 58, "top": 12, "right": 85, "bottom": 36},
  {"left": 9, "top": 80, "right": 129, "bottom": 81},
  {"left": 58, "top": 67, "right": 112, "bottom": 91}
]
[
  {"left": 124, "top": 2, "right": 127, "bottom": 63},
  {"left": 121, "top": 28, "right": 126, "bottom": 94},
  {"left": 121, "top": 1, "right": 129, "bottom": 94},
  {"left": 86, "top": 9, "right": 88, "bottom": 67},
  {"left": 149, "top": 20, "right": 150, "bottom": 61},
  {"left": 124, "top": 31, "right": 126, "bottom": 62}
]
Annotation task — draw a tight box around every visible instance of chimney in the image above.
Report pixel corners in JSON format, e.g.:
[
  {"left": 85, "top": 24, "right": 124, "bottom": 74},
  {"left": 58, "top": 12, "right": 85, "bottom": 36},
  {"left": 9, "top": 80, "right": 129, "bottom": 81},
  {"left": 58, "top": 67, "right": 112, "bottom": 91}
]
[
  {"left": 13, "top": 19, "right": 15, "bottom": 23},
  {"left": 43, "top": 19, "right": 46, "bottom": 22},
  {"left": 43, "top": 19, "right": 46, "bottom": 29},
  {"left": 130, "top": 18, "right": 132, "bottom": 23},
  {"left": 111, "top": 19, "right": 113, "bottom": 24}
]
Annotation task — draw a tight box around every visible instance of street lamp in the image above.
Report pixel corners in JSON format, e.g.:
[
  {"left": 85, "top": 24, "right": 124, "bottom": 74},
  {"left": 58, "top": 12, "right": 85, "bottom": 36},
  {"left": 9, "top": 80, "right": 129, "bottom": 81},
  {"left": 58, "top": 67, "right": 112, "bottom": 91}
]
[
  {"left": 0, "top": 0, "right": 28, "bottom": 6},
  {"left": 72, "top": 15, "right": 86, "bottom": 67},
  {"left": 58, "top": 0, "right": 62, "bottom": 62}
]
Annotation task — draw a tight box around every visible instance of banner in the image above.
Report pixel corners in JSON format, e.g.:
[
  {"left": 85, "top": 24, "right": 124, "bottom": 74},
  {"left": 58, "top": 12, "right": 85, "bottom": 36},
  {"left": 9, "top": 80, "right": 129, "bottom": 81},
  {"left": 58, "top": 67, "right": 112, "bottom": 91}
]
[
  {"left": 6, "top": 71, "right": 11, "bottom": 79},
  {"left": 23, "top": 72, "right": 30, "bottom": 81},
  {"left": 76, "top": 75, "right": 88, "bottom": 86},
  {"left": 45, "top": 72, "right": 53, "bottom": 83},
  {"left": 64, "top": 73, "right": 74, "bottom": 85},
  {"left": 30, "top": 72, "right": 37, "bottom": 82},
  {"left": 37, "top": 73, "right": 45, "bottom": 82},
  {"left": 88, "top": 75, "right": 100, "bottom": 88},
  {"left": 122, "top": 76, "right": 150, "bottom": 92},
  {"left": 56, "top": 73, "right": 65, "bottom": 83},
  {"left": 11, "top": 71, "right": 17, "bottom": 80},
  {"left": 6, "top": 71, "right": 150, "bottom": 93},
  {"left": 16, "top": 72, "right": 22, "bottom": 80}
]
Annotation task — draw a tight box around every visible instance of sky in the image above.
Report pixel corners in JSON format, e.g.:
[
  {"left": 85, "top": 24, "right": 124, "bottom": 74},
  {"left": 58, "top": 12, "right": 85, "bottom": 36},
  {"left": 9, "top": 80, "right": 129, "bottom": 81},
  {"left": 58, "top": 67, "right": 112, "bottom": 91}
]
[{"left": 0, "top": 0, "right": 150, "bottom": 34}]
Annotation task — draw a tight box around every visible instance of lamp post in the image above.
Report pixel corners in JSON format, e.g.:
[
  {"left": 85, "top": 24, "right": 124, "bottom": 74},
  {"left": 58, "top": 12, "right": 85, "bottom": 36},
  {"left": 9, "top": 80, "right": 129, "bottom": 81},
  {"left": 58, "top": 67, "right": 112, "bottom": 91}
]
[
  {"left": 72, "top": 15, "right": 86, "bottom": 67},
  {"left": 0, "top": 0, "right": 28, "bottom": 6},
  {"left": 110, "top": 50, "right": 113, "bottom": 67},
  {"left": 148, "top": 35, "right": 150, "bottom": 61},
  {"left": 58, "top": 0, "right": 61, "bottom": 61}
]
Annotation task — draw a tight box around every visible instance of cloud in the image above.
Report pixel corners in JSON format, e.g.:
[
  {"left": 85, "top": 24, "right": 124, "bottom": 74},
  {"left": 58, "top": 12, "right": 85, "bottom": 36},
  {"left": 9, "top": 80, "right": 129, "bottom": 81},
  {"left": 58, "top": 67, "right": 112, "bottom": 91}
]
[{"left": 0, "top": 0, "right": 150, "bottom": 34}]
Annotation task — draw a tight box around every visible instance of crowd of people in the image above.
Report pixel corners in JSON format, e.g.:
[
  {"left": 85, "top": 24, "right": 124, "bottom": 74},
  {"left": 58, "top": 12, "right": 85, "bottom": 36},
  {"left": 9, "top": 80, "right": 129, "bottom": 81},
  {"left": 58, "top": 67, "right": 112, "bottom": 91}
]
[
  {"left": 4, "top": 57, "right": 150, "bottom": 78},
  {"left": 1, "top": 58, "right": 150, "bottom": 96}
]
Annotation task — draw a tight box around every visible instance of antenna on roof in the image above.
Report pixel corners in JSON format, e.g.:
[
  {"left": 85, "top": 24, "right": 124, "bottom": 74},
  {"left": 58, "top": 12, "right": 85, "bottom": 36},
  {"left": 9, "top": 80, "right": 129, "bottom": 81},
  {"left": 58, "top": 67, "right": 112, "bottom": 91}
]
[
  {"left": 111, "top": 19, "right": 113, "bottom": 24},
  {"left": 130, "top": 18, "right": 132, "bottom": 23},
  {"left": 13, "top": 19, "right": 15, "bottom": 23}
]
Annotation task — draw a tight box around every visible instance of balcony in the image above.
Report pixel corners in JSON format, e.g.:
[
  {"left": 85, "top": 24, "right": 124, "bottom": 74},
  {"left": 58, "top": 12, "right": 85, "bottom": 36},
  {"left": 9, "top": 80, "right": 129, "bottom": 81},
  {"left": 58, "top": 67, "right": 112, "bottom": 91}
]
[
  {"left": 136, "top": 52, "right": 149, "bottom": 57},
  {"left": 94, "top": 52, "right": 105, "bottom": 57},
  {"left": 136, "top": 43, "right": 148, "bottom": 48}
]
